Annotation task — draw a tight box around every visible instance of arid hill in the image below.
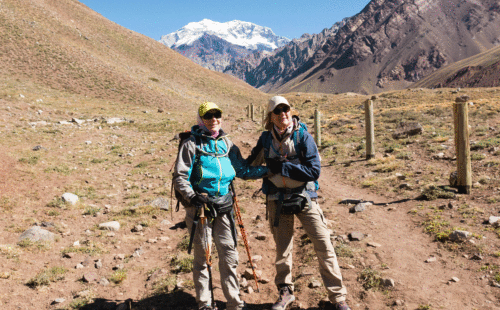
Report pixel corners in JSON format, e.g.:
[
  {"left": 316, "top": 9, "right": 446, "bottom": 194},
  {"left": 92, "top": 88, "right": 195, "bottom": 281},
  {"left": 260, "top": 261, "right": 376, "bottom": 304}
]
[{"left": 0, "top": 0, "right": 268, "bottom": 112}]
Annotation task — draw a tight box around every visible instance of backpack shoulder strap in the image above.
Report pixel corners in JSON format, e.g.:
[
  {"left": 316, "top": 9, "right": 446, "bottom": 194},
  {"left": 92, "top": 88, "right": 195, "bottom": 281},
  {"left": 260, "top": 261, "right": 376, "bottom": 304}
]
[{"left": 262, "top": 131, "right": 272, "bottom": 159}]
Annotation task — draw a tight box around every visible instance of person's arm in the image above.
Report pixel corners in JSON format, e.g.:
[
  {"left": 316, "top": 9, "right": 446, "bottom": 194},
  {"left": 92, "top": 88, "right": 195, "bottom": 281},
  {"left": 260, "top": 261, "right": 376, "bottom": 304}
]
[
  {"left": 173, "top": 138, "right": 197, "bottom": 203},
  {"left": 245, "top": 133, "right": 266, "bottom": 166},
  {"left": 281, "top": 131, "right": 320, "bottom": 181},
  {"left": 230, "top": 142, "right": 269, "bottom": 180}
]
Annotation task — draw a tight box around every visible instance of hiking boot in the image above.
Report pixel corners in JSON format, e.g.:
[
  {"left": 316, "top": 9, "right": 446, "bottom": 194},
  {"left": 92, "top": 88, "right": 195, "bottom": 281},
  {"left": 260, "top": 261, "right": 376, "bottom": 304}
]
[
  {"left": 271, "top": 286, "right": 295, "bottom": 310},
  {"left": 333, "top": 301, "right": 351, "bottom": 310}
]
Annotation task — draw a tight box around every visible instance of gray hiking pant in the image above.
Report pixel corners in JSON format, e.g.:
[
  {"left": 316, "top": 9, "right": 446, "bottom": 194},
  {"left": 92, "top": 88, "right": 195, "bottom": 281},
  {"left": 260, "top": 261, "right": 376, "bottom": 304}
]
[
  {"left": 185, "top": 207, "right": 244, "bottom": 310},
  {"left": 267, "top": 199, "right": 347, "bottom": 303}
]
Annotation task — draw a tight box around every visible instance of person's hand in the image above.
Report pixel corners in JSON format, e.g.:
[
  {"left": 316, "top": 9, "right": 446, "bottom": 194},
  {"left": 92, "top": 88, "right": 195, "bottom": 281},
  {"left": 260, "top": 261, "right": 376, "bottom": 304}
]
[
  {"left": 267, "top": 157, "right": 284, "bottom": 174},
  {"left": 190, "top": 194, "right": 208, "bottom": 209}
]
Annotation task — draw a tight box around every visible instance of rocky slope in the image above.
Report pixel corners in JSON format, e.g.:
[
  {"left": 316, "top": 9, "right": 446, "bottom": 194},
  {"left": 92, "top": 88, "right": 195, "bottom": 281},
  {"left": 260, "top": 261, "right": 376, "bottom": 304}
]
[
  {"left": 242, "top": 0, "right": 500, "bottom": 94},
  {"left": 413, "top": 44, "right": 500, "bottom": 89}
]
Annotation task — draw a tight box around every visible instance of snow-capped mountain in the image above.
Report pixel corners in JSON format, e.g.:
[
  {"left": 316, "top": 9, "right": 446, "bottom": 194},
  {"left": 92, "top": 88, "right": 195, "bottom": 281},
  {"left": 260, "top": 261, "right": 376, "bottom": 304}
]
[{"left": 159, "top": 19, "right": 290, "bottom": 51}]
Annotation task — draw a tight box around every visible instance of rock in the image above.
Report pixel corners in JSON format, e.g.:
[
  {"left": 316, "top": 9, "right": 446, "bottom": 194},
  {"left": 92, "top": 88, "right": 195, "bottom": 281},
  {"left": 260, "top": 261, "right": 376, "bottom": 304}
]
[
  {"left": 114, "top": 254, "right": 126, "bottom": 260},
  {"left": 132, "top": 225, "right": 143, "bottom": 232},
  {"left": 348, "top": 232, "right": 365, "bottom": 241},
  {"left": 488, "top": 216, "right": 500, "bottom": 226},
  {"left": 95, "top": 259, "right": 103, "bottom": 269},
  {"left": 113, "top": 264, "right": 124, "bottom": 270},
  {"left": 243, "top": 269, "right": 262, "bottom": 280},
  {"left": 451, "top": 277, "right": 460, "bottom": 282},
  {"left": 83, "top": 272, "right": 99, "bottom": 282},
  {"left": 99, "top": 221, "right": 120, "bottom": 231},
  {"left": 51, "top": 298, "right": 66, "bottom": 305},
  {"left": 254, "top": 232, "right": 267, "bottom": 240},
  {"left": 349, "top": 202, "right": 372, "bottom": 213},
  {"left": 99, "top": 277, "right": 110, "bottom": 286},
  {"left": 259, "top": 277, "right": 271, "bottom": 284},
  {"left": 159, "top": 236, "right": 170, "bottom": 242},
  {"left": 150, "top": 197, "right": 169, "bottom": 210},
  {"left": 449, "top": 230, "right": 471, "bottom": 242},
  {"left": 382, "top": 278, "right": 395, "bottom": 287},
  {"left": 449, "top": 171, "right": 458, "bottom": 187},
  {"left": 308, "top": 279, "right": 322, "bottom": 288},
  {"left": 72, "top": 118, "right": 85, "bottom": 125},
  {"left": 394, "top": 300, "right": 405, "bottom": 306},
  {"left": 392, "top": 122, "right": 423, "bottom": 139},
  {"left": 448, "top": 201, "right": 456, "bottom": 209},
  {"left": 367, "top": 242, "right": 381, "bottom": 248},
  {"left": 341, "top": 264, "right": 356, "bottom": 269},
  {"left": 61, "top": 193, "right": 79, "bottom": 205},
  {"left": 147, "top": 238, "right": 157, "bottom": 243},
  {"left": 251, "top": 255, "right": 263, "bottom": 263},
  {"left": 32, "top": 145, "right": 44, "bottom": 151},
  {"left": 82, "top": 256, "right": 92, "bottom": 267},
  {"left": 247, "top": 286, "right": 254, "bottom": 294},
  {"left": 240, "top": 277, "right": 248, "bottom": 288},
  {"left": 19, "top": 226, "right": 55, "bottom": 243},
  {"left": 425, "top": 257, "right": 437, "bottom": 263},
  {"left": 63, "top": 252, "right": 75, "bottom": 259},
  {"left": 471, "top": 254, "right": 483, "bottom": 260}
]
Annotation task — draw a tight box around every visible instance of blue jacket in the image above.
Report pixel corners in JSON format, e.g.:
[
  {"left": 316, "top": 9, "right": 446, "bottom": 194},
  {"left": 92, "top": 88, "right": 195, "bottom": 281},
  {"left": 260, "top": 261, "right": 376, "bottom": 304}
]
[
  {"left": 246, "top": 118, "right": 320, "bottom": 198},
  {"left": 173, "top": 125, "right": 269, "bottom": 202}
]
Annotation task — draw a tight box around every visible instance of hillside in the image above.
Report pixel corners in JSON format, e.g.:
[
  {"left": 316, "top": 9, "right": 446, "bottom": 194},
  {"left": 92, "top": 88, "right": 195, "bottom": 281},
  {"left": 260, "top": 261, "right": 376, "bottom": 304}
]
[
  {"left": 413, "top": 44, "right": 500, "bottom": 89},
  {"left": 0, "top": 0, "right": 268, "bottom": 113}
]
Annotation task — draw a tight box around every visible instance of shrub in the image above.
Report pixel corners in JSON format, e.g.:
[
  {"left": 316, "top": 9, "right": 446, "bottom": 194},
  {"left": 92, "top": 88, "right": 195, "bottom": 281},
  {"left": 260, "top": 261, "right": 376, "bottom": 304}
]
[{"left": 26, "top": 266, "right": 67, "bottom": 288}]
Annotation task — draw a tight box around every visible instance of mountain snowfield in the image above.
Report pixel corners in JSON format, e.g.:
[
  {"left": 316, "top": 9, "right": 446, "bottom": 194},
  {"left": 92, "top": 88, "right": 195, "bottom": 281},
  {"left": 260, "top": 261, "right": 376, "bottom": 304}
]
[{"left": 159, "top": 19, "right": 290, "bottom": 51}]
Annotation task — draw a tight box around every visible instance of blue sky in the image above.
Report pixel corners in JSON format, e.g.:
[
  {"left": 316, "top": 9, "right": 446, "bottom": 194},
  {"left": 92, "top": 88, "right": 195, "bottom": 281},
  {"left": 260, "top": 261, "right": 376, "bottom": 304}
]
[{"left": 79, "top": 0, "right": 372, "bottom": 40}]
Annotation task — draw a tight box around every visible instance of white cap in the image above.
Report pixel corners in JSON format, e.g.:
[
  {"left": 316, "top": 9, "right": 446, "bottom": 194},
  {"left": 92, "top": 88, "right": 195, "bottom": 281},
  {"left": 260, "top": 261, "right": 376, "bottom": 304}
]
[{"left": 267, "top": 96, "right": 290, "bottom": 113}]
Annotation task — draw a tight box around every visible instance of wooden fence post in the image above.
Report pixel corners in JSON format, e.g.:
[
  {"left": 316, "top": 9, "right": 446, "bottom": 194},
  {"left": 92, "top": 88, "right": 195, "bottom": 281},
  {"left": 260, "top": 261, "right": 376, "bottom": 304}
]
[
  {"left": 246, "top": 105, "right": 250, "bottom": 119},
  {"left": 251, "top": 103, "right": 254, "bottom": 122},
  {"left": 454, "top": 96, "right": 472, "bottom": 194},
  {"left": 262, "top": 109, "right": 266, "bottom": 126},
  {"left": 314, "top": 109, "right": 321, "bottom": 147},
  {"left": 365, "top": 99, "right": 375, "bottom": 159}
]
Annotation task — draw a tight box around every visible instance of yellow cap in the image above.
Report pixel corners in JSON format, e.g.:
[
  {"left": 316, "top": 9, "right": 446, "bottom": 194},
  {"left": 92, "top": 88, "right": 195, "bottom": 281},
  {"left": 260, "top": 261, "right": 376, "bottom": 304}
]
[{"left": 198, "top": 101, "right": 223, "bottom": 117}]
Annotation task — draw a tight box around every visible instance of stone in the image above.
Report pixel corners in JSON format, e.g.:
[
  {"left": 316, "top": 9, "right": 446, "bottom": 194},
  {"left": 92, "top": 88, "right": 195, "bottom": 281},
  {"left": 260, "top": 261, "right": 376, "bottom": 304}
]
[
  {"left": 83, "top": 272, "right": 99, "bottom": 282},
  {"left": 99, "top": 221, "right": 120, "bottom": 231},
  {"left": 159, "top": 236, "right": 170, "bottom": 242},
  {"left": 247, "top": 286, "right": 254, "bottom": 294},
  {"left": 308, "top": 279, "right": 322, "bottom": 288},
  {"left": 19, "top": 226, "right": 55, "bottom": 243},
  {"left": 425, "top": 257, "right": 437, "bottom": 263},
  {"left": 99, "top": 277, "right": 110, "bottom": 286},
  {"left": 114, "top": 254, "right": 126, "bottom": 260},
  {"left": 82, "top": 256, "right": 92, "bottom": 267},
  {"left": 392, "top": 122, "right": 423, "bottom": 139},
  {"left": 349, "top": 202, "right": 372, "bottom": 213},
  {"left": 382, "top": 278, "right": 395, "bottom": 287},
  {"left": 488, "top": 216, "right": 500, "bottom": 226},
  {"left": 95, "top": 259, "right": 103, "bottom": 269},
  {"left": 240, "top": 277, "right": 248, "bottom": 288},
  {"left": 449, "top": 171, "right": 458, "bottom": 187},
  {"left": 449, "top": 230, "right": 471, "bottom": 242},
  {"left": 451, "top": 277, "right": 460, "bottom": 282},
  {"left": 61, "top": 193, "right": 79, "bottom": 205},
  {"left": 243, "top": 269, "right": 262, "bottom": 280},
  {"left": 150, "top": 197, "right": 169, "bottom": 210},
  {"left": 113, "top": 264, "right": 124, "bottom": 270},
  {"left": 367, "top": 242, "right": 381, "bottom": 248},
  {"left": 251, "top": 255, "right": 263, "bottom": 263},
  {"left": 132, "top": 225, "right": 143, "bottom": 232},
  {"left": 52, "top": 298, "right": 66, "bottom": 305},
  {"left": 255, "top": 232, "right": 267, "bottom": 240},
  {"left": 348, "top": 232, "right": 365, "bottom": 241}
]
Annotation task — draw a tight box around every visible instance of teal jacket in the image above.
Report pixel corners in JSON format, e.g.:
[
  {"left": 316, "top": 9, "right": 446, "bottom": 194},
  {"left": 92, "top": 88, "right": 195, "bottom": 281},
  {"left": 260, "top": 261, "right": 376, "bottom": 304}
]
[{"left": 173, "top": 125, "right": 268, "bottom": 202}]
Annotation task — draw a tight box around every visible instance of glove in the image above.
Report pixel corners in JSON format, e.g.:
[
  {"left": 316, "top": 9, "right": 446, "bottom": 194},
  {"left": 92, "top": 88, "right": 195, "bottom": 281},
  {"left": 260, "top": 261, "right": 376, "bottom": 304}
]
[
  {"left": 190, "top": 194, "right": 208, "bottom": 209},
  {"left": 267, "top": 157, "right": 284, "bottom": 174}
]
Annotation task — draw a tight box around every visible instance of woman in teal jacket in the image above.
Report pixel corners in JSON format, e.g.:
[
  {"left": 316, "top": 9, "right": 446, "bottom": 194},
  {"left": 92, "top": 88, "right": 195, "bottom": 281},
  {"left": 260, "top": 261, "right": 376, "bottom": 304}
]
[{"left": 173, "top": 101, "right": 268, "bottom": 310}]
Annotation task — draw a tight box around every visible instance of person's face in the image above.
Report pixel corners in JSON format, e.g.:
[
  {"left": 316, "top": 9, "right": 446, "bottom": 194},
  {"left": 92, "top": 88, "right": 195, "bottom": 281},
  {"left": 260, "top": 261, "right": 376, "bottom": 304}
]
[
  {"left": 271, "top": 104, "right": 291, "bottom": 130},
  {"left": 201, "top": 109, "right": 222, "bottom": 132}
]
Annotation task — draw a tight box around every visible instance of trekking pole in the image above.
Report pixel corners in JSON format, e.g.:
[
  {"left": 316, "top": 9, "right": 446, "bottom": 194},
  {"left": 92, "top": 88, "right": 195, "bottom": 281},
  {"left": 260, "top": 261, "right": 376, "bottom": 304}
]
[
  {"left": 230, "top": 182, "right": 260, "bottom": 292},
  {"left": 200, "top": 194, "right": 217, "bottom": 310}
]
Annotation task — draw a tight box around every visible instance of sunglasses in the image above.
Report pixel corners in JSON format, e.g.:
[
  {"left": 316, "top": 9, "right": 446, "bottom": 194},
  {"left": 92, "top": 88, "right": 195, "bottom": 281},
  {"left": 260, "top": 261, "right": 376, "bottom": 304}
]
[
  {"left": 273, "top": 105, "right": 290, "bottom": 115},
  {"left": 202, "top": 110, "right": 222, "bottom": 120}
]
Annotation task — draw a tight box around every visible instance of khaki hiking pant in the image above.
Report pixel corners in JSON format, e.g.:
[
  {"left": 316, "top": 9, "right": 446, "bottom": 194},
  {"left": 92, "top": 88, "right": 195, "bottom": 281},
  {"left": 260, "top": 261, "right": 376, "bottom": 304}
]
[
  {"left": 267, "top": 199, "right": 347, "bottom": 303},
  {"left": 185, "top": 207, "right": 244, "bottom": 310}
]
